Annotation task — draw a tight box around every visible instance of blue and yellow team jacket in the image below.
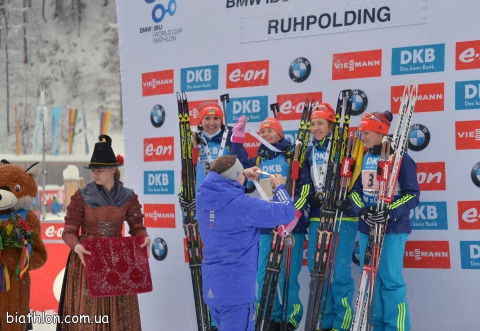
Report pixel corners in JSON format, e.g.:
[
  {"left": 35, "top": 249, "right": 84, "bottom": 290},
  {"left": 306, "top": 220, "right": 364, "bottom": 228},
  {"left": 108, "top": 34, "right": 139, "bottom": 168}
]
[
  {"left": 304, "top": 136, "right": 357, "bottom": 222},
  {"left": 349, "top": 144, "right": 420, "bottom": 235},
  {"left": 230, "top": 138, "right": 312, "bottom": 234}
]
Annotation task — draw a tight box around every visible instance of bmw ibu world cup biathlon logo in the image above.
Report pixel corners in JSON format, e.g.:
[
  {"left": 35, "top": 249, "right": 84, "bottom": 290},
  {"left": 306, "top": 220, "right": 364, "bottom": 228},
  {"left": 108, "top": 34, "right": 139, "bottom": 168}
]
[
  {"left": 289, "top": 57, "right": 311, "bottom": 83},
  {"left": 150, "top": 104, "right": 166, "bottom": 128},
  {"left": 471, "top": 162, "right": 480, "bottom": 188},
  {"left": 152, "top": 237, "right": 168, "bottom": 261},
  {"left": 350, "top": 89, "right": 368, "bottom": 116},
  {"left": 408, "top": 124, "right": 430, "bottom": 151}
]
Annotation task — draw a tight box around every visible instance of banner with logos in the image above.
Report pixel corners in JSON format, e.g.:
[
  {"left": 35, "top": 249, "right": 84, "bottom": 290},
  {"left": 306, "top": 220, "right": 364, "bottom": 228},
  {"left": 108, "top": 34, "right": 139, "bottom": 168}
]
[{"left": 116, "top": 0, "right": 480, "bottom": 329}]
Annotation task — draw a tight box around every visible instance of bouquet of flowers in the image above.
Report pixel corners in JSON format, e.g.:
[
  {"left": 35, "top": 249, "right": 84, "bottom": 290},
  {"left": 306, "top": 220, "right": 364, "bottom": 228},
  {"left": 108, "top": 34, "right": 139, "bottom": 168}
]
[{"left": 0, "top": 213, "right": 35, "bottom": 291}]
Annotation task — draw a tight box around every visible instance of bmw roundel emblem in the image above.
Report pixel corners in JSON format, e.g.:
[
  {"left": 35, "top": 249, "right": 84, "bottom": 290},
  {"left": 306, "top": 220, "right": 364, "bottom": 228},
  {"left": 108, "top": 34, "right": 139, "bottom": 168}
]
[
  {"left": 152, "top": 237, "right": 168, "bottom": 261},
  {"left": 150, "top": 104, "right": 166, "bottom": 128},
  {"left": 471, "top": 162, "right": 480, "bottom": 188},
  {"left": 350, "top": 89, "right": 368, "bottom": 116},
  {"left": 289, "top": 57, "right": 311, "bottom": 83},
  {"left": 408, "top": 124, "right": 430, "bottom": 152}
]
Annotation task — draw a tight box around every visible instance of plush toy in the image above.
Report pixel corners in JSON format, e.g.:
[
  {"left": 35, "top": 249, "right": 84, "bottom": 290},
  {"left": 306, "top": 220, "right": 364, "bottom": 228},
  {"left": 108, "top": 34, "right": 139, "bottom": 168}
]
[{"left": 0, "top": 160, "right": 48, "bottom": 331}]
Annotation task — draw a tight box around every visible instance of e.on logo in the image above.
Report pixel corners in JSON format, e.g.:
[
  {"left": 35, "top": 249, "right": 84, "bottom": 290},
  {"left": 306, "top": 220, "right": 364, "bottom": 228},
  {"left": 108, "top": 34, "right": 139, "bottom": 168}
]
[
  {"left": 226, "top": 60, "right": 269, "bottom": 89},
  {"left": 458, "top": 201, "right": 480, "bottom": 230},
  {"left": 144, "top": 204, "right": 176, "bottom": 228},
  {"left": 456, "top": 40, "right": 480, "bottom": 70},
  {"left": 404, "top": 241, "right": 451, "bottom": 269},
  {"left": 332, "top": 49, "right": 382, "bottom": 80},
  {"left": 391, "top": 83, "right": 444, "bottom": 113},
  {"left": 141, "top": 69, "right": 174, "bottom": 96},
  {"left": 455, "top": 120, "right": 480, "bottom": 150},
  {"left": 187, "top": 99, "right": 218, "bottom": 126},
  {"left": 144, "top": 137, "right": 174, "bottom": 162},
  {"left": 416, "top": 162, "right": 446, "bottom": 191},
  {"left": 276, "top": 92, "right": 322, "bottom": 121}
]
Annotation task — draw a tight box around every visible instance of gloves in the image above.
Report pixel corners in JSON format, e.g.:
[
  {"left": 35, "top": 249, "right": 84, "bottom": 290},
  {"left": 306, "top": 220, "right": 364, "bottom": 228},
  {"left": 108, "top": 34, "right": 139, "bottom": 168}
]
[
  {"left": 359, "top": 206, "right": 375, "bottom": 227},
  {"left": 335, "top": 199, "right": 351, "bottom": 212},
  {"left": 232, "top": 115, "right": 247, "bottom": 143},
  {"left": 278, "top": 210, "right": 302, "bottom": 237},
  {"left": 308, "top": 193, "right": 324, "bottom": 209},
  {"left": 179, "top": 195, "right": 196, "bottom": 211},
  {"left": 370, "top": 205, "right": 390, "bottom": 224}
]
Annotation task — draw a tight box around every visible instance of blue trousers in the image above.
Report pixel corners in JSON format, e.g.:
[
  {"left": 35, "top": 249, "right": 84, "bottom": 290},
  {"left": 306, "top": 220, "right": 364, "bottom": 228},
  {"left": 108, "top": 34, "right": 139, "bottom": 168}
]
[
  {"left": 209, "top": 302, "right": 255, "bottom": 331},
  {"left": 256, "top": 233, "right": 305, "bottom": 328},
  {"left": 307, "top": 220, "right": 357, "bottom": 331},
  {"left": 359, "top": 232, "right": 411, "bottom": 331}
]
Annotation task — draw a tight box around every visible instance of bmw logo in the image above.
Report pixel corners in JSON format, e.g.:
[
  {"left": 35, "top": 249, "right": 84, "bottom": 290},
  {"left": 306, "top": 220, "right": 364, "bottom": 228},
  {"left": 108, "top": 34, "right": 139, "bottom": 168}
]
[
  {"left": 150, "top": 104, "right": 166, "bottom": 128},
  {"left": 471, "top": 162, "right": 480, "bottom": 188},
  {"left": 350, "top": 89, "right": 368, "bottom": 116},
  {"left": 408, "top": 124, "right": 430, "bottom": 151},
  {"left": 289, "top": 57, "right": 311, "bottom": 83},
  {"left": 152, "top": 237, "right": 168, "bottom": 261}
]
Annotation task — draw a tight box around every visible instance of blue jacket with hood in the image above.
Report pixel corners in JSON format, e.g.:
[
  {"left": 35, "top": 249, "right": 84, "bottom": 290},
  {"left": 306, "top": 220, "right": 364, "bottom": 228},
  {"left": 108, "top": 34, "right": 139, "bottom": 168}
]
[{"left": 197, "top": 171, "right": 296, "bottom": 306}]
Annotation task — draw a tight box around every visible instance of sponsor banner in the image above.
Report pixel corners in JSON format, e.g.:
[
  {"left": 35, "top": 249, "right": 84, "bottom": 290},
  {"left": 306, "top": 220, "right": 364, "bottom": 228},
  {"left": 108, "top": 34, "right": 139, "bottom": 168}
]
[
  {"left": 332, "top": 49, "right": 382, "bottom": 80},
  {"left": 455, "top": 80, "right": 480, "bottom": 110},
  {"left": 410, "top": 202, "right": 448, "bottom": 230},
  {"left": 180, "top": 65, "right": 219, "bottom": 92},
  {"left": 408, "top": 124, "right": 431, "bottom": 152},
  {"left": 391, "top": 43, "right": 445, "bottom": 75},
  {"left": 144, "top": 170, "right": 174, "bottom": 194},
  {"left": 243, "top": 132, "right": 262, "bottom": 157},
  {"left": 144, "top": 137, "right": 175, "bottom": 162},
  {"left": 460, "top": 241, "right": 480, "bottom": 269},
  {"left": 416, "top": 162, "right": 446, "bottom": 191},
  {"left": 240, "top": 1, "right": 427, "bottom": 42},
  {"left": 36, "top": 188, "right": 66, "bottom": 207},
  {"left": 455, "top": 120, "right": 480, "bottom": 150},
  {"left": 144, "top": 204, "right": 176, "bottom": 228},
  {"left": 472, "top": 162, "right": 480, "bottom": 188},
  {"left": 226, "top": 60, "right": 269, "bottom": 89},
  {"left": 458, "top": 201, "right": 480, "bottom": 230},
  {"left": 404, "top": 241, "right": 451, "bottom": 269},
  {"left": 276, "top": 92, "right": 322, "bottom": 121},
  {"left": 142, "top": 70, "right": 174, "bottom": 96},
  {"left": 152, "top": 237, "right": 168, "bottom": 261},
  {"left": 225, "top": 96, "right": 269, "bottom": 124},
  {"left": 456, "top": 40, "right": 480, "bottom": 70},
  {"left": 187, "top": 99, "right": 218, "bottom": 127},
  {"left": 41, "top": 221, "right": 64, "bottom": 242},
  {"left": 391, "top": 83, "right": 444, "bottom": 113}
]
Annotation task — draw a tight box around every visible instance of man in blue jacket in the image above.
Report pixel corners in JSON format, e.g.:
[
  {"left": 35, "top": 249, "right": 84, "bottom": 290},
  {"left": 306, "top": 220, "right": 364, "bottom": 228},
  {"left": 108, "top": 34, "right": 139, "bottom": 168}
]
[{"left": 197, "top": 155, "right": 297, "bottom": 331}]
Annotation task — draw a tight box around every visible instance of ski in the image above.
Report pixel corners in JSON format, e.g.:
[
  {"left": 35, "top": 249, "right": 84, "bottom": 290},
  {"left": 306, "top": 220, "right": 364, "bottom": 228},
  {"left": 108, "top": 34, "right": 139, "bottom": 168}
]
[
  {"left": 177, "top": 92, "right": 213, "bottom": 331},
  {"left": 304, "top": 90, "right": 353, "bottom": 331},
  {"left": 255, "top": 99, "right": 314, "bottom": 331}
]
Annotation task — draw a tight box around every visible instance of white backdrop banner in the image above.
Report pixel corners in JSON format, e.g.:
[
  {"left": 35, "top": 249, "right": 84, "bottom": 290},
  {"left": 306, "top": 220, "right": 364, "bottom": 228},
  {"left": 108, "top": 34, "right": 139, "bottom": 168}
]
[{"left": 116, "top": 0, "right": 480, "bottom": 330}]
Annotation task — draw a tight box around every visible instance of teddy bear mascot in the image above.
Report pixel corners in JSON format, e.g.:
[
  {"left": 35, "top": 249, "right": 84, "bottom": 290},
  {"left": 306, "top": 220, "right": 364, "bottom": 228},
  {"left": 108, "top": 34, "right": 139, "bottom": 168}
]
[{"left": 0, "top": 159, "right": 48, "bottom": 331}]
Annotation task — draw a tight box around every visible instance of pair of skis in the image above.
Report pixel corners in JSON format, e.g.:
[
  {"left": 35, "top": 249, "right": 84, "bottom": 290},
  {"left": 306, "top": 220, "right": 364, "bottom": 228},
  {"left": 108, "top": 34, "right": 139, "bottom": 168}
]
[
  {"left": 177, "top": 92, "right": 213, "bottom": 331},
  {"left": 349, "top": 82, "right": 417, "bottom": 331},
  {"left": 304, "top": 90, "right": 354, "bottom": 331},
  {"left": 255, "top": 99, "right": 314, "bottom": 331}
]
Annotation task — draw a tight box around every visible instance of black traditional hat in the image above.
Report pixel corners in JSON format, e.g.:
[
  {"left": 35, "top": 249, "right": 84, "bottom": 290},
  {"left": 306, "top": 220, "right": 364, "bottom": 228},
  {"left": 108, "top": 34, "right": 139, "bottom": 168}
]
[{"left": 84, "top": 135, "right": 124, "bottom": 169}]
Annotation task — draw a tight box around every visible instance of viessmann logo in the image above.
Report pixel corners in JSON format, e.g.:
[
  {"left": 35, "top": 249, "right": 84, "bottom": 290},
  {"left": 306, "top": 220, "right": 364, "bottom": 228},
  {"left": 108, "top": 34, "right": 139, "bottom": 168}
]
[
  {"left": 391, "top": 83, "right": 444, "bottom": 113},
  {"left": 456, "top": 40, "right": 480, "bottom": 70},
  {"left": 276, "top": 92, "right": 322, "bottom": 121},
  {"left": 226, "top": 60, "right": 269, "bottom": 89},
  {"left": 416, "top": 162, "right": 446, "bottom": 191},
  {"left": 458, "top": 201, "right": 480, "bottom": 230},
  {"left": 455, "top": 120, "right": 480, "bottom": 150},
  {"left": 144, "top": 204, "right": 176, "bottom": 228},
  {"left": 144, "top": 137, "right": 174, "bottom": 162},
  {"left": 142, "top": 70, "right": 174, "bottom": 96},
  {"left": 404, "top": 241, "right": 451, "bottom": 269},
  {"left": 332, "top": 49, "right": 382, "bottom": 80}
]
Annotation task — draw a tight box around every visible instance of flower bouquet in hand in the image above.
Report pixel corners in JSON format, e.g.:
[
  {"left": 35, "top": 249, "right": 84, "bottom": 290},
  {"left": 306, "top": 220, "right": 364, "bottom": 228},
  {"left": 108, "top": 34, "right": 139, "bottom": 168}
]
[{"left": 0, "top": 213, "right": 35, "bottom": 289}]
